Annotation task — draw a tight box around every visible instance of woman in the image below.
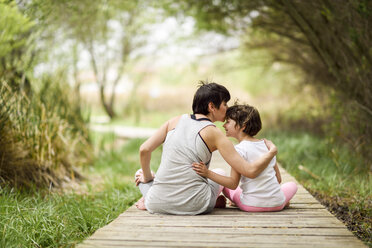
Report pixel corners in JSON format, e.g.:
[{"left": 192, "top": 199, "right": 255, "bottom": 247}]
[{"left": 135, "top": 81, "right": 277, "bottom": 215}]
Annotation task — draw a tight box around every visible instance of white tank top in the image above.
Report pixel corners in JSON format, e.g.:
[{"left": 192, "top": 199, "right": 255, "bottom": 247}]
[{"left": 236, "top": 140, "right": 285, "bottom": 207}]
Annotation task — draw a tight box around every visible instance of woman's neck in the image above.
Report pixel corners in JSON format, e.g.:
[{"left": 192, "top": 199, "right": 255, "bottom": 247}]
[{"left": 195, "top": 113, "right": 214, "bottom": 122}]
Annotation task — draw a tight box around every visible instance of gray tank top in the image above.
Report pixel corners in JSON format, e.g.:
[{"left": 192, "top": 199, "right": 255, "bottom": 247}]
[{"left": 145, "top": 114, "right": 215, "bottom": 215}]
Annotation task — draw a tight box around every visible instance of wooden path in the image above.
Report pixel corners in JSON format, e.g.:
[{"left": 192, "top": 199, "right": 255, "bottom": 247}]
[{"left": 78, "top": 151, "right": 366, "bottom": 248}]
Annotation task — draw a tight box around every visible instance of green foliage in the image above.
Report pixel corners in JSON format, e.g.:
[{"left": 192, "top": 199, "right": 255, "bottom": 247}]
[
  {"left": 28, "top": 0, "right": 166, "bottom": 119},
  {"left": 269, "top": 131, "right": 371, "bottom": 201},
  {"left": 0, "top": 74, "right": 91, "bottom": 188},
  {"left": 0, "top": 0, "right": 38, "bottom": 93},
  {"left": 325, "top": 95, "right": 372, "bottom": 163},
  {"left": 0, "top": 0, "right": 33, "bottom": 58},
  {"left": 0, "top": 185, "right": 139, "bottom": 247},
  {"left": 37, "top": 71, "right": 90, "bottom": 137},
  {"left": 92, "top": 136, "right": 161, "bottom": 176},
  {"left": 266, "top": 130, "right": 371, "bottom": 244},
  {"left": 0, "top": 1, "right": 94, "bottom": 188},
  {"left": 0, "top": 138, "right": 157, "bottom": 247},
  {"left": 170, "top": 0, "right": 372, "bottom": 164}
]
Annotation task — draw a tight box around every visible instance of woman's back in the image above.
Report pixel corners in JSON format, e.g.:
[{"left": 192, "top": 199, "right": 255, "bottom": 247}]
[{"left": 145, "top": 114, "right": 215, "bottom": 215}]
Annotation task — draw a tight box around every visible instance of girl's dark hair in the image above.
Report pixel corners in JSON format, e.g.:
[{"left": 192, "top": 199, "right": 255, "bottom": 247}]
[
  {"left": 226, "top": 104, "right": 262, "bottom": 136},
  {"left": 192, "top": 81, "right": 230, "bottom": 115}
]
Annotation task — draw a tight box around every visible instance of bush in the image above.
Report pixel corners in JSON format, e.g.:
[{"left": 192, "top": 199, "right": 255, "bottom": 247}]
[{"left": 0, "top": 74, "right": 92, "bottom": 188}]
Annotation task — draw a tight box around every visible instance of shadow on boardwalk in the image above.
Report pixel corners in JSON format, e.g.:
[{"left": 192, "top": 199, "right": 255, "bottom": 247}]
[{"left": 81, "top": 126, "right": 367, "bottom": 247}]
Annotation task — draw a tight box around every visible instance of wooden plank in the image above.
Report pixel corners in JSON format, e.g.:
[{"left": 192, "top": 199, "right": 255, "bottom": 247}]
[
  {"left": 88, "top": 234, "right": 361, "bottom": 243},
  {"left": 122, "top": 209, "right": 334, "bottom": 217},
  {"left": 285, "top": 203, "right": 325, "bottom": 209},
  {"left": 108, "top": 219, "right": 347, "bottom": 228},
  {"left": 95, "top": 227, "right": 354, "bottom": 236},
  {"left": 119, "top": 207, "right": 334, "bottom": 219},
  {"left": 80, "top": 237, "right": 366, "bottom": 248},
  {"left": 88, "top": 235, "right": 362, "bottom": 244}
]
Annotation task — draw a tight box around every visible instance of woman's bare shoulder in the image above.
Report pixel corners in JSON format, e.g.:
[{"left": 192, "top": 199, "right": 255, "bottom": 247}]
[
  {"left": 200, "top": 125, "right": 225, "bottom": 144},
  {"left": 199, "top": 124, "right": 225, "bottom": 148},
  {"left": 201, "top": 124, "right": 223, "bottom": 136},
  {"left": 166, "top": 115, "right": 184, "bottom": 131}
]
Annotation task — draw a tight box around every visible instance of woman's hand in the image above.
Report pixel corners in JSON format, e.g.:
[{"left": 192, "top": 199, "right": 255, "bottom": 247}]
[
  {"left": 263, "top": 139, "right": 277, "bottom": 155},
  {"left": 192, "top": 162, "right": 209, "bottom": 178},
  {"left": 135, "top": 170, "right": 155, "bottom": 186}
]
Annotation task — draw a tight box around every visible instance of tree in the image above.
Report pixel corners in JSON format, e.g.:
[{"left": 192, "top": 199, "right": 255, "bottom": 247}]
[
  {"left": 82, "top": 1, "right": 155, "bottom": 119},
  {"left": 166, "top": 0, "right": 372, "bottom": 161},
  {"left": 29, "top": 0, "right": 161, "bottom": 119},
  {"left": 0, "top": 0, "right": 36, "bottom": 94}
]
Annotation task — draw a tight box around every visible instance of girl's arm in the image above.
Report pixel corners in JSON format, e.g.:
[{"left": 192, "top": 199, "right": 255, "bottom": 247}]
[
  {"left": 192, "top": 162, "right": 240, "bottom": 189},
  {"left": 274, "top": 162, "right": 282, "bottom": 184},
  {"left": 200, "top": 127, "right": 277, "bottom": 179},
  {"left": 136, "top": 116, "right": 181, "bottom": 185}
]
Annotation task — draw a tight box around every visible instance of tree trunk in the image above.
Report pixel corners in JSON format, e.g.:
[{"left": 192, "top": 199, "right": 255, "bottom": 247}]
[
  {"left": 87, "top": 42, "right": 116, "bottom": 119},
  {"left": 99, "top": 84, "right": 116, "bottom": 119},
  {"left": 72, "top": 44, "right": 81, "bottom": 113}
]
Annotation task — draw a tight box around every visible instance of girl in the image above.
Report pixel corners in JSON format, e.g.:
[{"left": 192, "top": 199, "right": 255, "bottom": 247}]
[{"left": 192, "top": 104, "right": 297, "bottom": 212}]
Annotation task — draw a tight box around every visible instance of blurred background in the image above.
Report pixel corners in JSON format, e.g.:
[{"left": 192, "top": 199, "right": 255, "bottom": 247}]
[{"left": 0, "top": 0, "right": 371, "bottom": 246}]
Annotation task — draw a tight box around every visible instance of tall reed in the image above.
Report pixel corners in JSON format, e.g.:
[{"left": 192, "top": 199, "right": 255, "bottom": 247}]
[{"left": 0, "top": 73, "right": 92, "bottom": 188}]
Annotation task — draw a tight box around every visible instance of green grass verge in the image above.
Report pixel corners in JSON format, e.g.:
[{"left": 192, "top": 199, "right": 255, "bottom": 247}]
[
  {"left": 264, "top": 131, "right": 371, "bottom": 207},
  {"left": 263, "top": 130, "right": 371, "bottom": 245},
  {"left": 0, "top": 185, "right": 138, "bottom": 247},
  {"left": 0, "top": 138, "right": 162, "bottom": 247}
]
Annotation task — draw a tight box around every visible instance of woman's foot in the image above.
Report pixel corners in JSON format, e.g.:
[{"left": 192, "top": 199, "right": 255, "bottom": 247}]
[
  {"left": 135, "top": 197, "right": 146, "bottom": 210},
  {"left": 214, "top": 195, "right": 226, "bottom": 208},
  {"left": 134, "top": 169, "right": 155, "bottom": 181}
]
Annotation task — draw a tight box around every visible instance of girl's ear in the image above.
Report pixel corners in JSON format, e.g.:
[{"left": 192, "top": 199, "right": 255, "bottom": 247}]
[{"left": 239, "top": 124, "right": 246, "bottom": 132}]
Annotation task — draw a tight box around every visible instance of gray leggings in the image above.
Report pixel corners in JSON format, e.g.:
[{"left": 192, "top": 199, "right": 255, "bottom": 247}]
[
  {"left": 138, "top": 181, "right": 153, "bottom": 198},
  {"left": 138, "top": 168, "right": 226, "bottom": 214}
]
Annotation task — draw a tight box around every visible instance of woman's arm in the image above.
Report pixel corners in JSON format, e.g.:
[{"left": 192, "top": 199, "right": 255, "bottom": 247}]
[
  {"left": 192, "top": 162, "right": 240, "bottom": 189},
  {"left": 137, "top": 116, "right": 181, "bottom": 184},
  {"left": 200, "top": 127, "right": 277, "bottom": 179},
  {"left": 274, "top": 162, "right": 282, "bottom": 184}
]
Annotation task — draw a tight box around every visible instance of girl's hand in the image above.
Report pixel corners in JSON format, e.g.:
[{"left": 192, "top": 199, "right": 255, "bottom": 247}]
[
  {"left": 263, "top": 139, "right": 277, "bottom": 155},
  {"left": 135, "top": 170, "right": 155, "bottom": 186},
  {"left": 192, "top": 162, "right": 209, "bottom": 177}
]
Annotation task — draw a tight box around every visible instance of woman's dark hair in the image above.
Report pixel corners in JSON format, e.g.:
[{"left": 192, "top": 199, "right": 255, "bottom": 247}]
[
  {"left": 192, "top": 81, "right": 230, "bottom": 115},
  {"left": 226, "top": 104, "right": 262, "bottom": 136}
]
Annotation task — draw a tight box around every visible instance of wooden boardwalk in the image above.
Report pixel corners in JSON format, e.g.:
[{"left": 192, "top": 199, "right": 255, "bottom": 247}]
[{"left": 78, "top": 151, "right": 366, "bottom": 248}]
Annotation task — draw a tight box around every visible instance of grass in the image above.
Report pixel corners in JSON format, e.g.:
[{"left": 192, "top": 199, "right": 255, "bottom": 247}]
[
  {"left": 0, "top": 185, "right": 138, "bottom": 247},
  {"left": 263, "top": 130, "right": 371, "bottom": 245},
  {"left": 0, "top": 137, "right": 162, "bottom": 248},
  {"left": 264, "top": 131, "right": 371, "bottom": 204}
]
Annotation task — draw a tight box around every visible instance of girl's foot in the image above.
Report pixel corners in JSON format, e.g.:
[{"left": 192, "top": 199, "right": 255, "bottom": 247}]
[
  {"left": 214, "top": 195, "right": 226, "bottom": 208},
  {"left": 135, "top": 197, "right": 146, "bottom": 210},
  {"left": 228, "top": 199, "right": 237, "bottom": 207},
  {"left": 284, "top": 201, "right": 290, "bottom": 208}
]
